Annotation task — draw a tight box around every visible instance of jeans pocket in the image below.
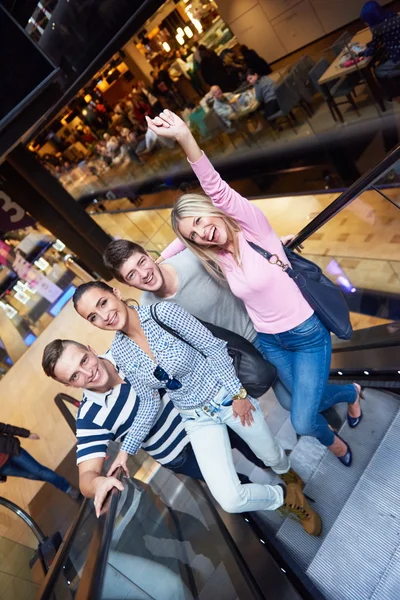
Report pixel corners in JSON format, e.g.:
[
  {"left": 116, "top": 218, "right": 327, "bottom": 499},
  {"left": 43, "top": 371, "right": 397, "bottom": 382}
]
[{"left": 290, "top": 315, "right": 320, "bottom": 336}]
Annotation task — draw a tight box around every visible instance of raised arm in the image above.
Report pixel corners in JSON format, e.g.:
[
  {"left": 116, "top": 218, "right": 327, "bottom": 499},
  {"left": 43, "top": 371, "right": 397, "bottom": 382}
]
[
  {"left": 146, "top": 110, "right": 272, "bottom": 235},
  {"left": 161, "top": 237, "right": 186, "bottom": 260}
]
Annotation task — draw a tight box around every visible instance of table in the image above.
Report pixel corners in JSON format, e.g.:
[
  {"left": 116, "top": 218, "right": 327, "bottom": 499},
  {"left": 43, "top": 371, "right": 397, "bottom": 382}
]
[
  {"left": 318, "top": 29, "right": 372, "bottom": 85},
  {"left": 318, "top": 28, "right": 386, "bottom": 114}
]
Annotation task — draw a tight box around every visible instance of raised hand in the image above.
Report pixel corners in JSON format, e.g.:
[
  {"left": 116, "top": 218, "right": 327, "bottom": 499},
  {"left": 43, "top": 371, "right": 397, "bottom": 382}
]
[{"left": 145, "top": 110, "right": 189, "bottom": 141}]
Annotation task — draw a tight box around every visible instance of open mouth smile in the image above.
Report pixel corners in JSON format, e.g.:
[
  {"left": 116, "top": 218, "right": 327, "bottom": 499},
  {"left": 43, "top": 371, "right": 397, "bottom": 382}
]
[
  {"left": 208, "top": 226, "right": 216, "bottom": 242},
  {"left": 108, "top": 312, "right": 117, "bottom": 326}
]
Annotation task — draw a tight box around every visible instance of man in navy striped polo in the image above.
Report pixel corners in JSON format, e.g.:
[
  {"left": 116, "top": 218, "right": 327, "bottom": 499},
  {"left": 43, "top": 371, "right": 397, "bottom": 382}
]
[{"left": 42, "top": 339, "right": 269, "bottom": 514}]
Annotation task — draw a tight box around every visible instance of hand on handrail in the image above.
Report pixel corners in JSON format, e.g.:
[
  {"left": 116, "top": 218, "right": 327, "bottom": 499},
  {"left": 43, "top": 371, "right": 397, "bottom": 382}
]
[
  {"left": 280, "top": 234, "right": 304, "bottom": 252},
  {"left": 93, "top": 468, "right": 125, "bottom": 518}
]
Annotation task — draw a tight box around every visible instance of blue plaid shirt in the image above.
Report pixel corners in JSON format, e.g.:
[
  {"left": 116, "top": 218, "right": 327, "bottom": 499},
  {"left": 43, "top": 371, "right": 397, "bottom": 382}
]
[{"left": 111, "top": 302, "right": 242, "bottom": 455}]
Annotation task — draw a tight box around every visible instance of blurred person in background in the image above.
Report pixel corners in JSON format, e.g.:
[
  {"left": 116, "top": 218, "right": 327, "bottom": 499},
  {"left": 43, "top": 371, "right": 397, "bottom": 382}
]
[
  {"left": 220, "top": 49, "right": 245, "bottom": 87},
  {"left": 361, "top": 1, "right": 400, "bottom": 100},
  {"left": 209, "top": 85, "right": 236, "bottom": 130},
  {"left": 241, "top": 45, "right": 272, "bottom": 76},
  {"left": 0, "top": 421, "right": 79, "bottom": 498},
  {"left": 246, "top": 69, "right": 279, "bottom": 118},
  {"left": 198, "top": 45, "right": 237, "bottom": 92}
]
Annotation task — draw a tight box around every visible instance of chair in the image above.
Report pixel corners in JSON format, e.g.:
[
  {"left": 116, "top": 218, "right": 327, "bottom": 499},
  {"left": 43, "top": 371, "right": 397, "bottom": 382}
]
[
  {"left": 330, "top": 31, "right": 352, "bottom": 57},
  {"left": 286, "top": 67, "right": 315, "bottom": 116},
  {"left": 267, "top": 79, "right": 302, "bottom": 132},
  {"left": 309, "top": 58, "right": 360, "bottom": 123}
]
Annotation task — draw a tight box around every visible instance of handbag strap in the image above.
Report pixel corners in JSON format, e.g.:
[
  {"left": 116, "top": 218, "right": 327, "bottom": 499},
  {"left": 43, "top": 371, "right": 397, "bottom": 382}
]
[
  {"left": 149, "top": 303, "right": 206, "bottom": 358},
  {"left": 247, "top": 240, "right": 293, "bottom": 275}
]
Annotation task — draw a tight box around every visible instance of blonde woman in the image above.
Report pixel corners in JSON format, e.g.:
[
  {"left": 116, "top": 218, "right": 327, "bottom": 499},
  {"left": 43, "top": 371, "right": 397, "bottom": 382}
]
[{"left": 146, "top": 110, "right": 363, "bottom": 467}]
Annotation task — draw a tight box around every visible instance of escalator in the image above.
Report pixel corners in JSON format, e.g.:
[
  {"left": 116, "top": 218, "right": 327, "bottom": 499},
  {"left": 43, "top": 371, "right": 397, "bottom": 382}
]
[
  {"left": 245, "top": 141, "right": 400, "bottom": 600},
  {"left": 39, "top": 145, "right": 399, "bottom": 600}
]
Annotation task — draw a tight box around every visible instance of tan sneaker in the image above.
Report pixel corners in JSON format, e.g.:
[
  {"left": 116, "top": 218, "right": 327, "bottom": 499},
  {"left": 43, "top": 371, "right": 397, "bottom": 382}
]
[
  {"left": 278, "top": 483, "right": 322, "bottom": 537},
  {"left": 279, "top": 468, "right": 305, "bottom": 489}
]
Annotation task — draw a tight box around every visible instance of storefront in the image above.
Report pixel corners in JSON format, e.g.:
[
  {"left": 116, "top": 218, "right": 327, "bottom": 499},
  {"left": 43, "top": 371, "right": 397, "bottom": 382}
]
[{"left": 0, "top": 219, "right": 88, "bottom": 378}]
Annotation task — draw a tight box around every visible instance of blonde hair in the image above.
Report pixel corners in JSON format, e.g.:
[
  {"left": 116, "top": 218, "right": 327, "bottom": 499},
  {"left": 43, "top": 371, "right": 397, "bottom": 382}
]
[{"left": 171, "top": 193, "right": 241, "bottom": 281}]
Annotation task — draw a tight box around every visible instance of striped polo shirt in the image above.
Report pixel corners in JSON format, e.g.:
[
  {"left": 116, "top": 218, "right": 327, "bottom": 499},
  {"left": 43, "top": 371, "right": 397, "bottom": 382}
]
[{"left": 76, "top": 352, "right": 189, "bottom": 466}]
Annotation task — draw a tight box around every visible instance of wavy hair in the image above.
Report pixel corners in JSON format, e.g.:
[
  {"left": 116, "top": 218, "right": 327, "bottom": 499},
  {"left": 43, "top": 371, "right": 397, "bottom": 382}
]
[{"left": 171, "top": 193, "right": 241, "bottom": 281}]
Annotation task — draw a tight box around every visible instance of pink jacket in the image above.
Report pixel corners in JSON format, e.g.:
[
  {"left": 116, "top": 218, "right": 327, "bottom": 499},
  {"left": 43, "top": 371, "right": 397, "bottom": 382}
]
[{"left": 162, "top": 152, "right": 313, "bottom": 334}]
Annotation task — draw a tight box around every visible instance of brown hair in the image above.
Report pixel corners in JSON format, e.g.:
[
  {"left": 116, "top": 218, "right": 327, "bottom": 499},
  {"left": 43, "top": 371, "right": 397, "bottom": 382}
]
[
  {"left": 42, "top": 339, "right": 87, "bottom": 379},
  {"left": 103, "top": 239, "right": 147, "bottom": 282}
]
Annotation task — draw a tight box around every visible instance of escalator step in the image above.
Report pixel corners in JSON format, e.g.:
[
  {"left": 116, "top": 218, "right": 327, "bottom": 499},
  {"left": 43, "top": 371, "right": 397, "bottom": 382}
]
[
  {"left": 256, "top": 389, "right": 399, "bottom": 576},
  {"left": 308, "top": 403, "right": 400, "bottom": 600}
]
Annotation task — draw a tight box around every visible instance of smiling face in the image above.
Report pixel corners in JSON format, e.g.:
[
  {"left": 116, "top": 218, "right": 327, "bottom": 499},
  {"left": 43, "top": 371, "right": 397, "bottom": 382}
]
[
  {"left": 53, "top": 344, "right": 111, "bottom": 390},
  {"left": 75, "top": 287, "right": 129, "bottom": 331},
  {"left": 178, "top": 214, "right": 228, "bottom": 247},
  {"left": 118, "top": 251, "right": 164, "bottom": 292}
]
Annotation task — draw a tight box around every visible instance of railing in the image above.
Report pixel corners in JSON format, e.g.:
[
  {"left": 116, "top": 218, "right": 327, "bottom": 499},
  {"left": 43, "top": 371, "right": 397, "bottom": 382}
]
[
  {"left": 54, "top": 392, "right": 80, "bottom": 434},
  {"left": 288, "top": 142, "right": 400, "bottom": 248},
  {"left": 0, "top": 496, "right": 46, "bottom": 544},
  {"left": 75, "top": 467, "right": 124, "bottom": 600},
  {"left": 38, "top": 467, "right": 124, "bottom": 600}
]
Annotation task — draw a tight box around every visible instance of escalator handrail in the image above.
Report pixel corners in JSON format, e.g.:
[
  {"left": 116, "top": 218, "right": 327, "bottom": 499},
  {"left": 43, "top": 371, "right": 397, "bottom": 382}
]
[
  {"left": 54, "top": 392, "right": 80, "bottom": 434},
  {"left": 38, "top": 466, "right": 124, "bottom": 600},
  {"left": 0, "top": 496, "right": 46, "bottom": 543},
  {"left": 287, "top": 142, "right": 400, "bottom": 249},
  {"left": 75, "top": 466, "right": 124, "bottom": 600},
  {"left": 38, "top": 496, "right": 90, "bottom": 600}
]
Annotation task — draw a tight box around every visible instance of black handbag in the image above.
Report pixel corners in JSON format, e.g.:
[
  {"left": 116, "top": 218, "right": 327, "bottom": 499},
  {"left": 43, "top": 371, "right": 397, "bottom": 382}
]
[
  {"left": 247, "top": 241, "right": 353, "bottom": 340},
  {"left": 150, "top": 303, "right": 277, "bottom": 398}
]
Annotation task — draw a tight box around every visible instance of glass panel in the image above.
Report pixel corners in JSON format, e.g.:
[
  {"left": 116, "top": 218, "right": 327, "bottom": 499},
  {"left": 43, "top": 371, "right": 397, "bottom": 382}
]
[
  {"left": 41, "top": 501, "right": 97, "bottom": 599},
  {"left": 295, "top": 187, "right": 400, "bottom": 330},
  {"left": 101, "top": 475, "right": 261, "bottom": 600},
  {"left": 0, "top": 225, "right": 82, "bottom": 378},
  {"left": 42, "top": 474, "right": 268, "bottom": 599},
  {"left": 21, "top": 4, "right": 393, "bottom": 206}
]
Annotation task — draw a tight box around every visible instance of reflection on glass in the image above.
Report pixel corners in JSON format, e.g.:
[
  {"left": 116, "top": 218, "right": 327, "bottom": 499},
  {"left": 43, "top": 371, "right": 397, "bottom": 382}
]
[
  {"left": 0, "top": 223, "right": 82, "bottom": 379},
  {"left": 19, "top": 2, "right": 391, "bottom": 208}
]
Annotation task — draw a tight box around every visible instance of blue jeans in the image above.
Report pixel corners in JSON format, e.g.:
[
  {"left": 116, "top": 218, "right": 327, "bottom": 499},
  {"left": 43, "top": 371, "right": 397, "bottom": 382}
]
[
  {"left": 256, "top": 314, "right": 357, "bottom": 447},
  {"left": 0, "top": 448, "right": 71, "bottom": 493}
]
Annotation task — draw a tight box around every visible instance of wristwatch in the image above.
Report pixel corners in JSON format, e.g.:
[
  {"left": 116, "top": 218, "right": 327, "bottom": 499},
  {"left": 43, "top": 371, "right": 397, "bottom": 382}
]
[{"left": 232, "top": 388, "right": 247, "bottom": 401}]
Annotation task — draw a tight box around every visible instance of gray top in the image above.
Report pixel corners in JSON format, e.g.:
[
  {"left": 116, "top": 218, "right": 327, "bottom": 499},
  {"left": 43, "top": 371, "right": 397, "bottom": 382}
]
[
  {"left": 255, "top": 76, "right": 277, "bottom": 105},
  {"left": 141, "top": 250, "right": 256, "bottom": 343}
]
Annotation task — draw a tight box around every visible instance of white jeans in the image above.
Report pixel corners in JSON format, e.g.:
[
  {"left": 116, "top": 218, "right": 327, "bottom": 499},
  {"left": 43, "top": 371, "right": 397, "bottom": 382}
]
[{"left": 180, "top": 389, "right": 289, "bottom": 513}]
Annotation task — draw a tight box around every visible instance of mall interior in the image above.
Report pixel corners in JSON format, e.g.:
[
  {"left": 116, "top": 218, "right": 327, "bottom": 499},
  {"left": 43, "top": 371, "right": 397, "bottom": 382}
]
[{"left": 0, "top": 0, "right": 400, "bottom": 598}]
